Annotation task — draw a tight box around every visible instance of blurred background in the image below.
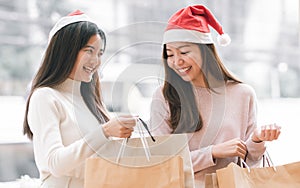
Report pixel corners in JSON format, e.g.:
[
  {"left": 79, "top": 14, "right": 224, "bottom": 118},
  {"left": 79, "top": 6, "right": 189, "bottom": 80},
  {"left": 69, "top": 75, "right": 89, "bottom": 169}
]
[{"left": 0, "top": 0, "right": 299, "bottom": 183}]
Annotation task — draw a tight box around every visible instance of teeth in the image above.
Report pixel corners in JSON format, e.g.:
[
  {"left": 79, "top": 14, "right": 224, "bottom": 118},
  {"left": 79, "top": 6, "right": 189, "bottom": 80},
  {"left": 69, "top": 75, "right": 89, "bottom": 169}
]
[
  {"left": 178, "top": 67, "right": 190, "bottom": 73},
  {"left": 83, "top": 66, "right": 94, "bottom": 73}
]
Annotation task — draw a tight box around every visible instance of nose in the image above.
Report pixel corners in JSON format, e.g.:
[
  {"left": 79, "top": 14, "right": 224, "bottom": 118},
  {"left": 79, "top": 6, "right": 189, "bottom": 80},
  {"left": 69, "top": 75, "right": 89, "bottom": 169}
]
[
  {"left": 91, "top": 55, "right": 101, "bottom": 65},
  {"left": 174, "top": 54, "right": 184, "bottom": 66}
]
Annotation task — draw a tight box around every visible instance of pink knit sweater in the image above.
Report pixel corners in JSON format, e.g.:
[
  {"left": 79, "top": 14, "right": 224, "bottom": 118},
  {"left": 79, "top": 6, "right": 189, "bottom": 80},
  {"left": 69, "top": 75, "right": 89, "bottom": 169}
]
[{"left": 149, "top": 81, "right": 266, "bottom": 188}]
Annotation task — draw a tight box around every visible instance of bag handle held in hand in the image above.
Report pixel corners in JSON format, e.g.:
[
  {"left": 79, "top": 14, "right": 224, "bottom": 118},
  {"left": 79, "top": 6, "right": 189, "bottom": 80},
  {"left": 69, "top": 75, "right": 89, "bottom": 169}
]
[{"left": 116, "top": 119, "right": 153, "bottom": 163}]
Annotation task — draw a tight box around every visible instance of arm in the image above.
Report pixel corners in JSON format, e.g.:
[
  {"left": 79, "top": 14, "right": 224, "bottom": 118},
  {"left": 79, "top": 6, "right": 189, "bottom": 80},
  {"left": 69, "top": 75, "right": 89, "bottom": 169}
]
[
  {"left": 193, "top": 84, "right": 264, "bottom": 170},
  {"left": 28, "top": 88, "right": 109, "bottom": 177},
  {"left": 191, "top": 146, "right": 216, "bottom": 173},
  {"left": 149, "top": 87, "right": 173, "bottom": 135},
  {"left": 28, "top": 88, "right": 136, "bottom": 177},
  {"left": 244, "top": 86, "right": 267, "bottom": 165}
]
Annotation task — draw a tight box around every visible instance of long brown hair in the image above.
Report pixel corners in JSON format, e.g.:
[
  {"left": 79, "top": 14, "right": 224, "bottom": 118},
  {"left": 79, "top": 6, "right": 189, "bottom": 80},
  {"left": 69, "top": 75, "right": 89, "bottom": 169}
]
[
  {"left": 162, "top": 43, "right": 242, "bottom": 133},
  {"left": 23, "top": 21, "right": 109, "bottom": 140}
]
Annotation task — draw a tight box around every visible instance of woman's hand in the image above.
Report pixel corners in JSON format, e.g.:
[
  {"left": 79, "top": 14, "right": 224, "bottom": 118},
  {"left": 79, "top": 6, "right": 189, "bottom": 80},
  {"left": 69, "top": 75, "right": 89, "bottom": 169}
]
[
  {"left": 252, "top": 123, "right": 281, "bottom": 142},
  {"left": 102, "top": 115, "right": 137, "bottom": 138},
  {"left": 212, "top": 138, "right": 247, "bottom": 159}
]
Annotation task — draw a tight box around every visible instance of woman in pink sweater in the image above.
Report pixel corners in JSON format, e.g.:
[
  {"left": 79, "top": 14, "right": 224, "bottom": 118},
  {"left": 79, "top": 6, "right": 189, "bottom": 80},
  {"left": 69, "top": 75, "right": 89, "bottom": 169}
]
[{"left": 149, "top": 5, "right": 281, "bottom": 187}]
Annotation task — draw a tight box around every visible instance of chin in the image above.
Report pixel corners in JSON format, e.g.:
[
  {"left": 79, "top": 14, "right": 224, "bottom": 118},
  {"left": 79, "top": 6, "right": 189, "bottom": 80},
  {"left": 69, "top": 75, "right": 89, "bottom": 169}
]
[
  {"left": 80, "top": 76, "right": 93, "bottom": 83},
  {"left": 181, "top": 76, "right": 192, "bottom": 83},
  {"left": 83, "top": 79, "right": 92, "bottom": 83}
]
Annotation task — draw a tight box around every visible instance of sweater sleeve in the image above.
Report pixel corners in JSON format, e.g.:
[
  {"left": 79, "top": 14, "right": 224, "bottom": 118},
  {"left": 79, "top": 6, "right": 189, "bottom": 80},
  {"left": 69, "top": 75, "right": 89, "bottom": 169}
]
[
  {"left": 149, "top": 86, "right": 173, "bottom": 135},
  {"left": 244, "top": 85, "right": 266, "bottom": 166},
  {"left": 191, "top": 146, "right": 216, "bottom": 173},
  {"left": 28, "top": 88, "right": 109, "bottom": 177}
]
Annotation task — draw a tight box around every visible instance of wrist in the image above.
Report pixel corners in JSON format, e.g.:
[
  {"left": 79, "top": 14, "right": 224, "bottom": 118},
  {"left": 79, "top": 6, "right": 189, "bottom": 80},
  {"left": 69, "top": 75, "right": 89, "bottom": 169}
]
[
  {"left": 251, "top": 135, "right": 263, "bottom": 143},
  {"left": 102, "top": 124, "right": 111, "bottom": 138},
  {"left": 211, "top": 145, "right": 218, "bottom": 159}
]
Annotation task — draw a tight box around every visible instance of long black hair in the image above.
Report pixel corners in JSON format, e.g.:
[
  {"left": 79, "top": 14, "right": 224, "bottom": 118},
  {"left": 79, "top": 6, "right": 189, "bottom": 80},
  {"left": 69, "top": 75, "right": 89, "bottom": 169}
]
[
  {"left": 162, "top": 43, "right": 242, "bottom": 133},
  {"left": 23, "top": 21, "right": 109, "bottom": 140}
]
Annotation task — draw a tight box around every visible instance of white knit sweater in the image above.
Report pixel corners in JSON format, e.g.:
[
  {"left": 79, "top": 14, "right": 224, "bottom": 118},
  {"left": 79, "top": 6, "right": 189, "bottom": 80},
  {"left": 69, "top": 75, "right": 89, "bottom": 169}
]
[{"left": 28, "top": 78, "right": 109, "bottom": 188}]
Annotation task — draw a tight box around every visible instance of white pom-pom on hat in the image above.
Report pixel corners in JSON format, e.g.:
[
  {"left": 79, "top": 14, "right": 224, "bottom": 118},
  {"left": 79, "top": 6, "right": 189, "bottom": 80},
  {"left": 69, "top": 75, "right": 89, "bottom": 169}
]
[{"left": 217, "top": 33, "right": 231, "bottom": 46}]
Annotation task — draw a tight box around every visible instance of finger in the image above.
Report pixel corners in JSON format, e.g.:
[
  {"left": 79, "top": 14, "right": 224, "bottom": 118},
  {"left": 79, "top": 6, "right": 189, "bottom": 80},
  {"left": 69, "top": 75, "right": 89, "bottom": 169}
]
[
  {"left": 120, "top": 131, "right": 132, "bottom": 138},
  {"left": 118, "top": 118, "right": 138, "bottom": 128},
  {"left": 275, "top": 130, "right": 281, "bottom": 139},
  {"left": 236, "top": 144, "right": 247, "bottom": 158},
  {"left": 237, "top": 149, "right": 247, "bottom": 159},
  {"left": 273, "top": 124, "right": 281, "bottom": 138},
  {"left": 274, "top": 123, "right": 281, "bottom": 130},
  {"left": 239, "top": 141, "right": 247, "bottom": 151},
  {"left": 119, "top": 114, "right": 139, "bottom": 119},
  {"left": 235, "top": 138, "right": 246, "bottom": 146},
  {"left": 125, "top": 128, "right": 134, "bottom": 134},
  {"left": 265, "top": 123, "right": 277, "bottom": 140},
  {"left": 265, "top": 128, "right": 273, "bottom": 141},
  {"left": 260, "top": 125, "right": 266, "bottom": 139},
  {"left": 120, "top": 126, "right": 134, "bottom": 132},
  {"left": 274, "top": 123, "right": 281, "bottom": 139},
  {"left": 271, "top": 124, "right": 281, "bottom": 140}
]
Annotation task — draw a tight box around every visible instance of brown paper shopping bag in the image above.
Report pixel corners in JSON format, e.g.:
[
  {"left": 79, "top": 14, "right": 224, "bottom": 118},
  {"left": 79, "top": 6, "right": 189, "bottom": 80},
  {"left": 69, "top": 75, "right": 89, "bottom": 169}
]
[
  {"left": 84, "top": 134, "right": 195, "bottom": 188},
  {"left": 216, "top": 160, "right": 300, "bottom": 188},
  {"left": 85, "top": 155, "right": 184, "bottom": 188},
  {"left": 204, "top": 173, "right": 219, "bottom": 188}
]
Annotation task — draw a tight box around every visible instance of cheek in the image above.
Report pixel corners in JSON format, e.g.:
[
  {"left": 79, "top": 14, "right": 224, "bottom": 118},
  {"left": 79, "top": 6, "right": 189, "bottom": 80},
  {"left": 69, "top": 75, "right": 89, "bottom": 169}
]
[
  {"left": 96, "top": 58, "right": 102, "bottom": 67},
  {"left": 189, "top": 55, "right": 202, "bottom": 68},
  {"left": 79, "top": 54, "right": 90, "bottom": 62},
  {"left": 167, "top": 59, "right": 174, "bottom": 69}
]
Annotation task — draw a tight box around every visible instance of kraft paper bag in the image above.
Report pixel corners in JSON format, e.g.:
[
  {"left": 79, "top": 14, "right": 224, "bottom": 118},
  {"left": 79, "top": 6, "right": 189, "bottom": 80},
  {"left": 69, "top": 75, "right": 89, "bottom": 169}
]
[
  {"left": 216, "top": 161, "right": 300, "bottom": 188},
  {"left": 204, "top": 173, "right": 219, "bottom": 188},
  {"left": 84, "top": 155, "right": 184, "bottom": 188},
  {"left": 84, "top": 134, "right": 195, "bottom": 188}
]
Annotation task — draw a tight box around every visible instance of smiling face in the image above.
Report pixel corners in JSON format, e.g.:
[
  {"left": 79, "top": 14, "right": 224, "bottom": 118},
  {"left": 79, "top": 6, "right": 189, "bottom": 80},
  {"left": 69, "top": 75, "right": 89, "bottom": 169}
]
[
  {"left": 166, "top": 42, "right": 205, "bottom": 87},
  {"left": 69, "top": 34, "right": 103, "bottom": 82}
]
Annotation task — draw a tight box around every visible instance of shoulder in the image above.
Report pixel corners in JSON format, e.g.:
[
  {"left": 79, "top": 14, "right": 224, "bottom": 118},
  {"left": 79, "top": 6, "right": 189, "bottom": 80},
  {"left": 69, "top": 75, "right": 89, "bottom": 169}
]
[
  {"left": 30, "top": 87, "right": 63, "bottom": 107},
  {"left": 31, "top": 87, "right": 58, "bottom": 100},
  {"left": 150, "top": 84, "right": 169, "bottom": 110},
  {"left": 227, "top": 82, "right": 256, "bottom": 97},
  {"left": 152, "top": 85, "right": 164, "bottom": 99}
]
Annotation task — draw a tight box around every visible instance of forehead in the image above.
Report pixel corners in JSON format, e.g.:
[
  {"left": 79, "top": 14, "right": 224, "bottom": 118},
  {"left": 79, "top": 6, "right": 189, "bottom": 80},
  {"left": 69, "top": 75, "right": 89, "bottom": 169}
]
[
  {"left": 166, "top": 42, "right": 197, "bottom": 49},
  {"left": 86, "top": 34, "right": 103, "bottom": 48}
]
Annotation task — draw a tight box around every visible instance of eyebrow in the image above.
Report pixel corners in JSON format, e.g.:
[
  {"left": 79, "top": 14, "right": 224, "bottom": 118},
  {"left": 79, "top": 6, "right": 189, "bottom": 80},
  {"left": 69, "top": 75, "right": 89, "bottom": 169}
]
[
  {"left": 84, "top": 45, "right": 104, "bottom": 53},
  {"left": 166, "top": 44, "right": 191, "bottom": 51},
  {"left": 84, "top": 45, "right": 95, "bottom": 50}
]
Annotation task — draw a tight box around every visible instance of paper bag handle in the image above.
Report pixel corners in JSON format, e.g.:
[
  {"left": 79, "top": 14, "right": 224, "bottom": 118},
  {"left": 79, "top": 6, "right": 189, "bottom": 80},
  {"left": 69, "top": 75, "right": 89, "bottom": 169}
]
[
  {"left": 262, "top": 150, "right": 277, "bottom": 171},
  {"left": 238, "top": 149, "right": 277, "bottom": 172},
  {"left": 116, "top": 119, "right": 152, "bottom": 163}
]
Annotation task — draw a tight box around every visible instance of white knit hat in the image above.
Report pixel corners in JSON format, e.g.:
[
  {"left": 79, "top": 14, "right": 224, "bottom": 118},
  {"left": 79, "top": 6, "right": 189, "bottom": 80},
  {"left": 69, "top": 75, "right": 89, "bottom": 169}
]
[{"left": 48, "top": 10, "right": 92, "bottom": 42}]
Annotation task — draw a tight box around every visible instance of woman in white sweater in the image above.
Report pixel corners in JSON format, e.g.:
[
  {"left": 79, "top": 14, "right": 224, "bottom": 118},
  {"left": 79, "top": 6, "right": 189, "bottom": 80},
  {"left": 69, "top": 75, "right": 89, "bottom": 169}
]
[
  {"left": 149, "top": 5, "right": 281, "bottom": 187},
  {"left": 23, "top": 10, "right": 136, "bottom": 188}
]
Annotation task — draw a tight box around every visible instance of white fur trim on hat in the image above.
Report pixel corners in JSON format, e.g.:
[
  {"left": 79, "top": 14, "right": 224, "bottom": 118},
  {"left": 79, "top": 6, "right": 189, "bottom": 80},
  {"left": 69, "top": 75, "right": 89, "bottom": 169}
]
[
  {"left": 163, "top": 29, "right": 213, "bottom": 44},
  {"left": 217, "top": 33, "right": 231, "bottom": 46},
  {"left": 48, "top": 14, "right": 92, "bottom": 42}
]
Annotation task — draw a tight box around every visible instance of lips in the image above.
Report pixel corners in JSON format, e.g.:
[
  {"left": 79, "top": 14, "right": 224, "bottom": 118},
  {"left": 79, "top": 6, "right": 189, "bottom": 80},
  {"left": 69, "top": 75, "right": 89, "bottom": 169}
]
[
  {"left": 83, "top": 66, "right": 95, "bottom": 74},
  {"left": 178, "top": 66, "right": 191, "bottom": 73}
]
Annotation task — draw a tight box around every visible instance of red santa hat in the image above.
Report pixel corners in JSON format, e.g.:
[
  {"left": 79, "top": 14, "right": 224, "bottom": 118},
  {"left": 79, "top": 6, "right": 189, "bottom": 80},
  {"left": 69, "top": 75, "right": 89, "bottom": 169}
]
[
  {"left": 163, "top": 5, "right": 231, "bottom": 46},
  {"left": 48, "top": 10, "right": 93, "bottom": 42}
]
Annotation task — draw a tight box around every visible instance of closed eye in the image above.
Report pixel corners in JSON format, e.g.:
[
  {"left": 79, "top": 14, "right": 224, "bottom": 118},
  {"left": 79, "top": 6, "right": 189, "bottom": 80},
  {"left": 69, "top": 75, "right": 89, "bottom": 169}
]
[{"left": 85, "top": 49, "right": 93, "bottom": 53}]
